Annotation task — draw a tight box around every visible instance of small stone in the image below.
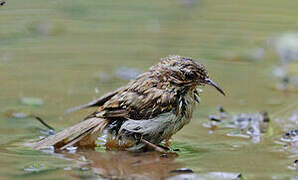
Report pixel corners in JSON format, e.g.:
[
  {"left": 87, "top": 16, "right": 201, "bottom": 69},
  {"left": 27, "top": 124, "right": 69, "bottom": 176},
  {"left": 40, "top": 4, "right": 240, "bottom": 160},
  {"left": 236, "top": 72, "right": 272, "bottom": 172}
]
[
  {"left": 272, "top": 66, "right": 288, "bottom": 78},
  {"left": 80, "top": 167, "right": 89, "bottom": 171},
  {"left": 12, "top": 112, "right": 28, "bottom": 118},
  {"left": 0, "top": 1, "right": 5, "bottom": 6},
  {"left": 170, "top": 168, "right": 194, "bottom": 173},
  {"left": 206, "top": 172, "right": 242, "bottom": 179},
  {"left": 64, "top": 167, "right": 72, "bottom": 171},
  {"left": 269, "top": 33, "right": 298, "bottom": 64},
  {"left": 167, "top": 173, "right": 205, "bottom": 180},
  {"left": 281, "top": 129, "right": 298, "bottom": 144},
  {"left": 20, "top": 97, "right": 44, "bottom": 106}
]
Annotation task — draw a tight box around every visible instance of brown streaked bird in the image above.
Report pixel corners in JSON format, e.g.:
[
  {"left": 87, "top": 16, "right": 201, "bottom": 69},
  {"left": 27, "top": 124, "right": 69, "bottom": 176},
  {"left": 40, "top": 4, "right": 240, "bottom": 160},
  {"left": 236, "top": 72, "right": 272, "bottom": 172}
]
[{"left": 34, "top": 55, "right": 225, "bottom": 152}]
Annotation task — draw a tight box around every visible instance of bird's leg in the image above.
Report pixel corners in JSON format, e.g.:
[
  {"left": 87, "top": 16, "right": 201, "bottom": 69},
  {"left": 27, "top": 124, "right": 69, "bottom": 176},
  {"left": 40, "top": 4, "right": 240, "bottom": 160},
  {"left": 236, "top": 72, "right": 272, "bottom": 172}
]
[
  {"left": 141, "top": 139, "right": 166, "bottom": 153},
  {"left": 165, "top": 138, "right": 171, "bottom": 147}
]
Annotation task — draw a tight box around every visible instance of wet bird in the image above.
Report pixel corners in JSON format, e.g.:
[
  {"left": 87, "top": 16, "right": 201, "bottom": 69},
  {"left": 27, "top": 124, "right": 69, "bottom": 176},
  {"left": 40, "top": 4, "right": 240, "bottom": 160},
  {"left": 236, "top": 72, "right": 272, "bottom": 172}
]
[{"left": 34, "top": 55, "right": 225, "bottom": 151}]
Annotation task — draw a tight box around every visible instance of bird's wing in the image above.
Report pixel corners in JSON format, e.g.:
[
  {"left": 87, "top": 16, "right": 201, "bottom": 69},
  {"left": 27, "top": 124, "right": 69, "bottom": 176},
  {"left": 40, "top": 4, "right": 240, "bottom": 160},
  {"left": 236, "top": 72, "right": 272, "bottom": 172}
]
[
  {"left": 64, "top": 87, "right": 124, "bottom": 114},
  {"left": 89, "top": 75, "right": 178, "bottom": 120}
]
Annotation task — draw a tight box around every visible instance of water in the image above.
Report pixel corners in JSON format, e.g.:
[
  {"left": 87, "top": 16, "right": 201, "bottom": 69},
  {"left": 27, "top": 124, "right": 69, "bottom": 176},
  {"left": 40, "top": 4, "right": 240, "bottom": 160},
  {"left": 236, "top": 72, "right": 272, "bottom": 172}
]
[{"left": 0, "top": 0, "right": 298, "bottom": 179}]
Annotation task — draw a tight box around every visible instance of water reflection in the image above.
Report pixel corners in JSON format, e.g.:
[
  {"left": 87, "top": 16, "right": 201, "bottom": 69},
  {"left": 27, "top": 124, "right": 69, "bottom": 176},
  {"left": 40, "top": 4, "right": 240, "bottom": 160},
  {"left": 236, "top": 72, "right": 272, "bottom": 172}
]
[{"left": 62, "top": 150, "right": 182, "bottom": 179}]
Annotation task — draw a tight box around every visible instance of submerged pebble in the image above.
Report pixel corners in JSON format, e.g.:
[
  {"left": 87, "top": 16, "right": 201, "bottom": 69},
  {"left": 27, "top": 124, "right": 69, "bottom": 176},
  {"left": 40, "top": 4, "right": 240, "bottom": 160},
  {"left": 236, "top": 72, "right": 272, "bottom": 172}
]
[
  {"left": 288, "top": 160, "right": 298, "bottom": 172},
  {"left": 288, "top": 112, "right": 298, "bottom": 124},
  {"left": 167, "top": 173, "right": 205, "bottom": 180},
  {"left": 206, "top": 107, "right": 269, "bottom": 143},
  {"left": 170, "top": 168, "right": 194, "bottom": 173},
  {"left": 272, "top": 66, "right": 288, "bottom": 79},
  {"left": 206, "top": 172, "right": 242, "bottom": 179},
  {"left": 279, "top": 112, "right": 298, "bottom": 136},
  {"left": 281, "top": 129, "right": 298, "bottom": 146},
  {"left": 12, "top": 112, "right": 28, "bottom": 118},
  {"left": 79, "top": 166, "right": 90, "bottom": 171},
  {"left": 275, "top": 75, "right": 298, "bottom": 91},
  {"left": 271, "top": 63, "right": 298, "bottom": 92},
  {"left": 0, "top": 1, "right": 5, "bottom": 6},
  {"left": 269, "top": 33, "right": 298, "bottom": 64},
  {"left": 168, "top": 172, "right": 242, "bottom": 180},
  {"left": 20, "top": 97, "right": 44, "bottom": 106},
  {"left": 269, "top": 33, "right": 298, "bottom": 91},
  {"left": 64, "top": 167, "right": 72, "bottom": 171},
  {"left": 4, "top": 110, "right": 29, "bottom": 119}
]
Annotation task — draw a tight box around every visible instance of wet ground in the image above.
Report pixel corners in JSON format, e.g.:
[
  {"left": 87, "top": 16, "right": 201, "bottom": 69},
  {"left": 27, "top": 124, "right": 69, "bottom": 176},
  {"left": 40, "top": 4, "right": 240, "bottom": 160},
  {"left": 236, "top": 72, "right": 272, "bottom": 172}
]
[{"left": 0, "top": 0, "right": 298, "bottom": 179}]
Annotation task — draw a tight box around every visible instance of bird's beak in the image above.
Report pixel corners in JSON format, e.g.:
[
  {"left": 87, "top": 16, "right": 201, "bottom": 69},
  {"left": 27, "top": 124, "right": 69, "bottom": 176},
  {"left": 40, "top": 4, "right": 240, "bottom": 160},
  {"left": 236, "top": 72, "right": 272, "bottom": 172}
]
[{"left": 205, "top": 78, "right": 225, "bottom": 96}]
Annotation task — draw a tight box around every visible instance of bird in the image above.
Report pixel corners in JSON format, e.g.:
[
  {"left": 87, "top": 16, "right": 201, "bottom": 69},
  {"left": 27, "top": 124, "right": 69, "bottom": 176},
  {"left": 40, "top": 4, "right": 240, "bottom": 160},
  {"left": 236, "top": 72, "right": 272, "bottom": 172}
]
[{"left": 33, "top": 55, "right": 225, "bottom": 152}]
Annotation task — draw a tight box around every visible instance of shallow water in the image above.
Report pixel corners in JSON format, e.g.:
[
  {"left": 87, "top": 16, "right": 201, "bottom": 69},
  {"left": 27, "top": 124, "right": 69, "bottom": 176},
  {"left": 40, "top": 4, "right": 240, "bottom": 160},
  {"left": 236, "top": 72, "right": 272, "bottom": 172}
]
[{"left": 0, "top": 0, "right": 298, "bottom": 179}]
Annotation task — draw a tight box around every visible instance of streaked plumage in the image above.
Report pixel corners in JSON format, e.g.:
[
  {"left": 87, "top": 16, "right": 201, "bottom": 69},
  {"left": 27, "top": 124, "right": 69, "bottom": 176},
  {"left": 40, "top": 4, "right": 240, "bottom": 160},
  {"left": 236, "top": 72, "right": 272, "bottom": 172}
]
[{"left": 34, "top": 55, "right": 224, "bottom": 151}]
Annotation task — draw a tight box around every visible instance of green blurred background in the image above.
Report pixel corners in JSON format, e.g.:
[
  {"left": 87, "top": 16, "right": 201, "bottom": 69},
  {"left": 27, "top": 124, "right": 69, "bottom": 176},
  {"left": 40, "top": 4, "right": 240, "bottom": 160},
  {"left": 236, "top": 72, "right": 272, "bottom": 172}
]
[{"left": 0, "top": 0, "right": 298, "bottom": 179}]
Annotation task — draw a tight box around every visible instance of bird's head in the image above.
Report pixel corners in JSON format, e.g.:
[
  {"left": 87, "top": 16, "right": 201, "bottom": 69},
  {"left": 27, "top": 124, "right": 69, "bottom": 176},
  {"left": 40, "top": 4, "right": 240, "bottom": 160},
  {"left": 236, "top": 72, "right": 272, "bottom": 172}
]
[{"left": 151, "top": 55, "right": 225, "bottom": 96}]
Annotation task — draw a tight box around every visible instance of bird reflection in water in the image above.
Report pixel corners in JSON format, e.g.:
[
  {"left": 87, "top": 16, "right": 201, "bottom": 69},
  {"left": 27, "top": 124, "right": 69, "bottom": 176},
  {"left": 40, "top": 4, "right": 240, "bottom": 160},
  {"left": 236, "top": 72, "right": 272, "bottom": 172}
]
[{"left": 61, "top": 149, "right": 183, "bottom": 179}]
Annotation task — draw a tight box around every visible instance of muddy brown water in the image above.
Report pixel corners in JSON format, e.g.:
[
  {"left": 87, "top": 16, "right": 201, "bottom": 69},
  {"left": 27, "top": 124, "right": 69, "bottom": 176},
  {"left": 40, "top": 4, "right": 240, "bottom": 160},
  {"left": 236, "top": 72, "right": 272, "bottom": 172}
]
[{"left": 0, "top": 0, "right": 298, "bottom": 179}]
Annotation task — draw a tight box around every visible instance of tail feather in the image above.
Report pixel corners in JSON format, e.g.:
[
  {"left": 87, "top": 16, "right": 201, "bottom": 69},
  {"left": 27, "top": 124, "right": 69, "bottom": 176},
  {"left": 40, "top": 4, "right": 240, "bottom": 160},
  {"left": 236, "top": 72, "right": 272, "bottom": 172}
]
[
  {"left": 60, "top": 127, "right": 94, "bottom": 150},
  {"left": 33, "top": 118, "right": 107, "bottom": 150}
]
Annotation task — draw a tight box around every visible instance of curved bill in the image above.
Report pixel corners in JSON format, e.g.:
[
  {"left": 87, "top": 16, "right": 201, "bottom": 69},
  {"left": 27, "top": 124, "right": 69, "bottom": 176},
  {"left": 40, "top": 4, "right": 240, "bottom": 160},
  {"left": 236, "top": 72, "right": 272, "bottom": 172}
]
[{"left": 205, "top": 78, "right": 225, "bottom": 96}]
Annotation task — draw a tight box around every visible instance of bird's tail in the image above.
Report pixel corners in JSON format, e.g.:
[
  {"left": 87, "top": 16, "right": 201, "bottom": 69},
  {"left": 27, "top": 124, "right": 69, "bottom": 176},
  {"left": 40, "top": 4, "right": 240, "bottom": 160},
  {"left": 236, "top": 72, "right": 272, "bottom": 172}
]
[{"left": 33, "top": 118, "right": 108, "bottom": 150}]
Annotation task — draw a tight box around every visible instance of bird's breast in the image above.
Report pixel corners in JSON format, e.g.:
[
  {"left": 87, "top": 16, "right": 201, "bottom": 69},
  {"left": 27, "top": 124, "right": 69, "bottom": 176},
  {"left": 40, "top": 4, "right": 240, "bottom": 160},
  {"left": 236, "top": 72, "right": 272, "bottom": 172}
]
[
  {"left": 176, "top": 89, "right": 197, "bottom": 120},
  {"left": 116, "top": 90, "right": 197, "bottom": 146}
]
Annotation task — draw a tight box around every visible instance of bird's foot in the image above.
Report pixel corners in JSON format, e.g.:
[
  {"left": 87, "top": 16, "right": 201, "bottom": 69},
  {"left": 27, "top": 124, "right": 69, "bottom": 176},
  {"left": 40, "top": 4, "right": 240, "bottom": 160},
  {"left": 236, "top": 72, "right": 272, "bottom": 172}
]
[
  {"left": 141, "top": 139, "right": 167, "bottom": 153},
  {"left": 165, "top": 139, "right": 171, "bottom": 147}
]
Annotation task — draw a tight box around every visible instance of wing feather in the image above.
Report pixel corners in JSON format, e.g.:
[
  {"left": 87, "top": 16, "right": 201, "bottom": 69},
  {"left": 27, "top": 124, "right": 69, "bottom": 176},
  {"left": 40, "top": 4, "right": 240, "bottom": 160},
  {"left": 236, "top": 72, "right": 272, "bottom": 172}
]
[
  {"left": 64, "top": 87, "right": 123, "bottom": 114},
  {"left": 66, "top": 72, "right": 178, "bottom": 121},
  {"left": 93, "top": 75, "right": 178, "bottom": 120}
]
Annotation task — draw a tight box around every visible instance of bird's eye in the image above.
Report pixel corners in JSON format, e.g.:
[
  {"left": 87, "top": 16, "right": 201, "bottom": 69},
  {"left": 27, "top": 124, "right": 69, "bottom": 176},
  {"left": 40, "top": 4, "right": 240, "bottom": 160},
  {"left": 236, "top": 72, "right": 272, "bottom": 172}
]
[{"left": 185, "top": 72, "right": 196, "bottom": 80}]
